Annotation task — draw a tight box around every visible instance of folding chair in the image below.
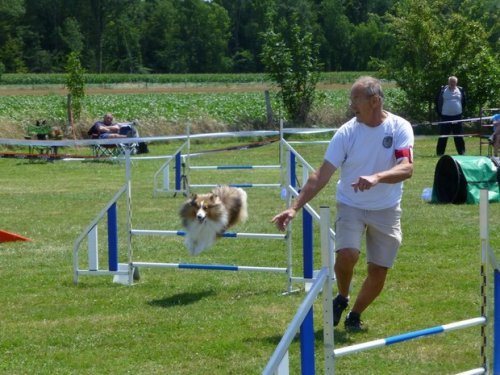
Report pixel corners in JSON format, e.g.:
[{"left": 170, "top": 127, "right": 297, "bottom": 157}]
[
  {"left": 87, "top": 122, "right": 138, "bottom": 158},
  {"left": 479, "top": 107, "right": 500, "bottom": 156}
]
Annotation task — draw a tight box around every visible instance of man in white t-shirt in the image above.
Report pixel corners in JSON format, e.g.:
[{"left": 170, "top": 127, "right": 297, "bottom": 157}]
[
  {"left": 272, "top": 76, "right": 414, "bottom": 331},
  {"left": 435, "top": 76, "right": 466, "bottom": 155}
]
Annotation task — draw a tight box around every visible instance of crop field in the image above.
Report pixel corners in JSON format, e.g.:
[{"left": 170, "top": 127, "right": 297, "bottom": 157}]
[
  {"left": 0, "top": 72, "right": 385, "bottom": 140},
  {"left": 0, "top": 72, "right": 371, "bottom": 86}
]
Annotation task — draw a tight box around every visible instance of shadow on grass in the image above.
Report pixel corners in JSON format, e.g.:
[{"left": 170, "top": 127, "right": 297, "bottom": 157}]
[
  {"left": 147, "top": 289, "right": 216, "bottom": 308},
  {"left": 248, "top": 327, "right": 354, "bottom": 348}
]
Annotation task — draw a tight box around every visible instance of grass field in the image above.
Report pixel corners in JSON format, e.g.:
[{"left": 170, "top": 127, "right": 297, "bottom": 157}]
[{"left": 1, "top": 133, "right": 499, "bottom": 374}]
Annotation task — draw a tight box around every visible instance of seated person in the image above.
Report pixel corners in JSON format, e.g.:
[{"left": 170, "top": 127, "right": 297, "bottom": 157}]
[
  {"left": 490, "top": 114, "right": 500, "bottom": 157},
  {"left": 88, "top": 113, "right": 137, "bottom": 139}
]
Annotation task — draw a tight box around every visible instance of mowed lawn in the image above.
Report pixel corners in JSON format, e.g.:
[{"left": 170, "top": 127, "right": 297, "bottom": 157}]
[{"left": 1, "top": 134, "right": 499, "bottom": 375}]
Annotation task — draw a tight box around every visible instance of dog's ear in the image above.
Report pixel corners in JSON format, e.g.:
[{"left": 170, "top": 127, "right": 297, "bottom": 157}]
[
  {"left": 36, "top": 120, "right": 40, "bottom": 126},
  {"left": 189, "top": 194, "right": 197, "bottom": 205},
  {"left": 209, "top": 193, "right": 222, "bottom": 205}
]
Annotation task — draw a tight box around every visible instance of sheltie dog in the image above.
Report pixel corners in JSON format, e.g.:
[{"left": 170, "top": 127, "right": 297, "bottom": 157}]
[{"left": 179, "top": 186, "right": 248, "bottom": 255}]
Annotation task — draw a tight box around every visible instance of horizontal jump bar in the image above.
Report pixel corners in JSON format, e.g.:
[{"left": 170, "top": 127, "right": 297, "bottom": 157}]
[
  {"left": 334, "top": 316, "right": 486, "bottom": 357},
  {"left": 189, "top": 183, "right": 281, "bottom": 188},
  {"left": 131, "top": 229, "right": 286, "bottom": 240},
  {"left": 132, "top": 262, "right": 287, "bottom": 273},
  {"left": 190, "top": 165, "right": 280, "bottom": 170},
  {"left": 287, "top": 141, "right": 330, "bottom": 145},
  {"left": 454, "top": 368, "right": 486, "bottom": 375}
]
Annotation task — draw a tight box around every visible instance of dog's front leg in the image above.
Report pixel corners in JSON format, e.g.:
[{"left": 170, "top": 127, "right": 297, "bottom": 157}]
[{"left": 185, "top": 235, "right": 198, "bottom": 256}]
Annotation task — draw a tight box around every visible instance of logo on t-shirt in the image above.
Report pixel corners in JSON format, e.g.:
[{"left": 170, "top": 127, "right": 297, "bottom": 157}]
[{"left": 382, "top": 135, "right": 393, "bottom": 148}]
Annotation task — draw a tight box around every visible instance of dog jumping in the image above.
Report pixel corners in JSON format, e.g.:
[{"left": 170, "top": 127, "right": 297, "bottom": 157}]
[{"left": 179, "top": 186, "right": 248, "bottom": 255}]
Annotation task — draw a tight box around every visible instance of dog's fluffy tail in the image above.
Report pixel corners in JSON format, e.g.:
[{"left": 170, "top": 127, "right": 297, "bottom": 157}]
[{"left": 212, "top": 186, "right": 248, "bottom": 228}]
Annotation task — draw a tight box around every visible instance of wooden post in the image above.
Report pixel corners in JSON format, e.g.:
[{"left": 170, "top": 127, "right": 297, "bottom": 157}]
[
  {"left": 67, "top": 94, "right": 76, "bottom": 140},
  {"left": 265, "top": 90, "right": 273, "bottom": 125}
]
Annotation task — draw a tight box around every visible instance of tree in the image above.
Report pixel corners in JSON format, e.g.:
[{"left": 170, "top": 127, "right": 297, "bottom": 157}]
[
  {"left": 174, "top": 0, "right": 232, "bottom": 73},
  {"left": 0, "top": 0, "right": 27, "bottom": 72},
  {"left": 141, "top": 0, "right": 178, "bottom": 72},
  {"left": 65, "top": 51, "right": 85, "bottom": 121},
  {"left": 350, "top": 15, "right": 390, "bottom": 71},
  {"left": 261, "top": 12, "right": 322, "bottom": 125},
  {"left": 214, "top": 0, "right": 274, "bottom": 72},
  {"left": 141, "top": 0, "right": 231, "bottom": 73},
  {"left": 317, "top": 0, "right": 352, "bottom": 71},
  {"left": 377, "top": 0, "right": 500, "bottom": 121},
  {"left": 59, "top": 17, "right": 84, "bottom": 54}
]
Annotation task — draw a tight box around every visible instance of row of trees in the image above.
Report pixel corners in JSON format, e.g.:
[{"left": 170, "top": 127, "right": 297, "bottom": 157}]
[{"left": 0, "top": 0, "right": 497, "bottom": 75}]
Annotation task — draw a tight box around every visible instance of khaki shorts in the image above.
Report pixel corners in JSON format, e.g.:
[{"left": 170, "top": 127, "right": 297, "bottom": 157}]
[{"left": 334, "top": 202, "right": 402, "bottom": 268}]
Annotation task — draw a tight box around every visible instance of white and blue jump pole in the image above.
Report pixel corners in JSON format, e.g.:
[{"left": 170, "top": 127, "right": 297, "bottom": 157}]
[
  {"left": 86, "top": 202, "right": 119, "bottom": 273},
  {"left": 300, "top": 209, "right": 315, "bottom": 375},
  {"left": 107, "top": 202, "right": 118, "bottom": 272},
  {"left": 131, "top": 262, "right": 287, "bottom": 273},
  {"left": 73, "top": 183, "right": 129, "bottom": 283},
  {"left": 186, "top": 165, "right": 281, "bottom": 190},
  {"left": 157, "top": 151, "right": 282, "bottom": 194},
  {"left": 287, "top": 147, "right": 316, "bottom": 374},
  {"left": 131, "top": 229, "right": 285, "bottom": 240},
  {"left": 125, "top": 229, "right": 288, "bottom": 279},
  {"left": 333, "top": 317, "right": 487, "bottom": 357},
  {"left": 153, "top": 141, "right": 188, "bottom": 196}
]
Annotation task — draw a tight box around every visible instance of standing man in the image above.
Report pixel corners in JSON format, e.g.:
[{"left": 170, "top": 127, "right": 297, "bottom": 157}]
[
  {"left": 272, "top": 76, "right": 414, "bottom": 331},
  {"left": 435, "top": 76, "right": 466, "bottom": 156}
]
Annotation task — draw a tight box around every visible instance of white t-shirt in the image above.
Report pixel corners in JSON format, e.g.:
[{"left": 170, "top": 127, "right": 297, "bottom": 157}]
[
  {"left": 324, "top": 112, "right": 414, "bottom": 210},
  {"left": 441, "top": 87, "right": 463, "bottom": 116}
]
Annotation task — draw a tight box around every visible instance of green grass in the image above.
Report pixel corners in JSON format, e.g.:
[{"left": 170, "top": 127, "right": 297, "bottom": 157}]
[{"left": 1, "top": 134, "right": 499, "bottom": 374}]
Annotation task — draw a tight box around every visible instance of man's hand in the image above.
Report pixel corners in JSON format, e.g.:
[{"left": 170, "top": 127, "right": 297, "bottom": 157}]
[
  {"left": 271, "top": 208, "right": 297, "bottom": 231},
  {"left": 351, "top": 175, "right": 379, "bottom": 192}
]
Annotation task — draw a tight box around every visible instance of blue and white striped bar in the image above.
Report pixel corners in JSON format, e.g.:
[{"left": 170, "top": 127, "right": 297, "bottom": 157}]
[
  {"left": 131, "top": 229, "right": 286, "bottom": 240},
  {"left": 190, "top": 165, "right": 280, "bottom": 170},
  {"left": 334, "top": 317, "right": 486, "bottom": 358},
  {"left": 132, "top": 261, "right": 287, "bottom": 273},
  {"left": 189, "top": 183, "right": 281, "bottom": 189}
]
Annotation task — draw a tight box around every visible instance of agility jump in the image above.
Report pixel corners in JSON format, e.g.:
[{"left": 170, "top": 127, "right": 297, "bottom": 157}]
[{"left": 71, "top": 127, "right": 337, "bottom": 293}]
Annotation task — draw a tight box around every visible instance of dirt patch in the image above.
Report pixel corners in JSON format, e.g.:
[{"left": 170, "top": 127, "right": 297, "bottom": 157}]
[{"left": 0, "top": 83, "right": 351, "bottom": 96}]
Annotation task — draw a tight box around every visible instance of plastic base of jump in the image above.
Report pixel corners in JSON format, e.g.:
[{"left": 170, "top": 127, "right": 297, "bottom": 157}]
[{"left": 112, "top": 264, "right": 141, "bottom": 285}]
